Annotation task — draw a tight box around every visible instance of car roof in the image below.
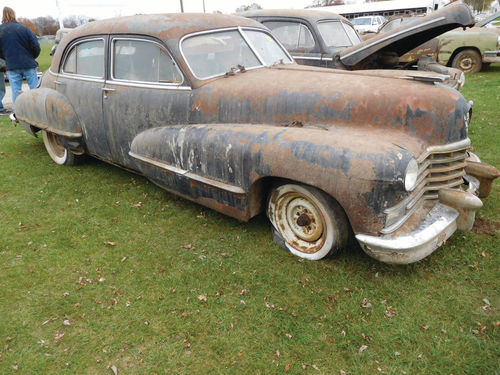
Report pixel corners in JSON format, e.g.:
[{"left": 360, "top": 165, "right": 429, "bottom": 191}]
[
  {"left": 239, "top": 9, "right": 349, "bottom": 23},
  {"left": 52, "top": 13, "right": 265, "bottom": 70}
]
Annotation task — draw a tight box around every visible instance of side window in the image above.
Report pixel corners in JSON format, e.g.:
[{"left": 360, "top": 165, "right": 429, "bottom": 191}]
[
  {"left": 112, "top": 39, "right": 183, "bottom": 84},
  {"left": 263, "top": 21, "right": 315, "bottom": 50},
  {"left": 62, "top": 39, "right": 104, "bottom": 77}
]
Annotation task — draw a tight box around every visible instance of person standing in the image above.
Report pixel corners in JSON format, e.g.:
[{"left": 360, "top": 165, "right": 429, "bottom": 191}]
[
  {"left": 0, "top": 57, "right": 10, "bottom": 115},
  {"left": 0, "top": 7, "right": 40, "bottom": 121}
]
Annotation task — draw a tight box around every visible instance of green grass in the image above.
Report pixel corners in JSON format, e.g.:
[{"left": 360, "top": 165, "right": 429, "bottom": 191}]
[
  {"left": 37, "top": 41, "right": 53, "bottom": 73},
  {"left": 0, "top": 66, "right": 498, "bottom": 374}
]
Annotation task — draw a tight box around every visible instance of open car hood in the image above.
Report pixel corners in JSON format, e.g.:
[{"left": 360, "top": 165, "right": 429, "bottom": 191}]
[{"left": 340, "top": 3, "right": 474, "bottom": 68}]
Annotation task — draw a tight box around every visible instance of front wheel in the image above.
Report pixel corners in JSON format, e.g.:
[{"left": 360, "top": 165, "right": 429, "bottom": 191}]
[
  {"left": 42, "top": 130, "right": 78, "bottom": 166},
  {"left": 267, "top": 184, "right": 349, "bottom": 260},
  {"left": 451, "top": 49, "right": 482, "bottom": 73}
]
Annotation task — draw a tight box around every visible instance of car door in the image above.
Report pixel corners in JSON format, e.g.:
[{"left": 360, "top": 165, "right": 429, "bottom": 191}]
[
  {"left": 102, "top": 36, "right": 191, "bottom": 171},
  {"left": 56, "top": 37, "right": 113, "bottom": 160}
]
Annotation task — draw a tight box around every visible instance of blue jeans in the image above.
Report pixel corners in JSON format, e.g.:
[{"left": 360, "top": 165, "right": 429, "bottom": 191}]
[{"left": 7, "top": 68, "right": 39, "bottom": 111}]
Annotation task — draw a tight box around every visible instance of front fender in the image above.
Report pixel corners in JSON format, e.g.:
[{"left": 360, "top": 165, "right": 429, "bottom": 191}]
[
  {"left": 15, "top": 88, "right": 82, "bottom": 138},
  {"left": 130, "top": 124, "right": 422, "bottom": 234}
]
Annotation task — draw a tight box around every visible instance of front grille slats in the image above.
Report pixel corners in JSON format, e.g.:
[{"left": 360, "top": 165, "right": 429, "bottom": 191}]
[{"left": 383, "top": 140, "right": 470, "bottom": 234}]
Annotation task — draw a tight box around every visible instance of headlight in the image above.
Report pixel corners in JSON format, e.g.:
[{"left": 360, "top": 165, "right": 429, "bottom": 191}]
[{"left": 404, "top": 158, "right": 419, "bottom": 192}]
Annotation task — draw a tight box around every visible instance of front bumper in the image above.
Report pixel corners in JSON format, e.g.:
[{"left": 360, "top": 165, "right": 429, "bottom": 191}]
[
  {"left": 356, "top": 158, "right": 499, "bottom": 265},
  {"left": 356, "top": 203, "right": 459, "bottom": 265},
  {"left": 484, "top": 50, "right": 500, "bottom": 63}
]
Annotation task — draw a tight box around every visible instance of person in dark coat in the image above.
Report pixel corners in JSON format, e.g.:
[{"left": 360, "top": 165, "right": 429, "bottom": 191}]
[{"left": 0, "top": 6, "right": 40, "bottom": 119}]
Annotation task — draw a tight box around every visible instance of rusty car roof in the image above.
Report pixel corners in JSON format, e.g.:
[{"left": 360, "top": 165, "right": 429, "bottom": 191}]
[
  {"left": 52, "top": 13, "right": 265, "bottom": 68},
  {"left": 239, "top": 9, "right": 349, "bottom": 23}
]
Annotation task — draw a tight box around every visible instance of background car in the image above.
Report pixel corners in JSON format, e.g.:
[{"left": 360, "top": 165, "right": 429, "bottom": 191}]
[
  {"left": 373, "top": 11, "right": 500, "bottom": 72},
  {"left": 13, "top": 13, "right": 499, "bottom": 265},
  {"left": 241, "top": 5, "right": 474, "bottom": 88},
  {"left": 352, "top": 15, "right": 386, "bottom": 33},
  {"left": 50, "top": 27, "right": 72, "bottom": 56}
]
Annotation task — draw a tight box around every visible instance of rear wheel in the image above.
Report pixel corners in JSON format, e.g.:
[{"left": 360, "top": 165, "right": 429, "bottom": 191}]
[
  {"left": 42, "top": 130, "right": 78, "bottom": 166},
  {"left": 267, "top": 183, "right": 348, "bottom": 260},
  {"left": 451, "top": 49, "right": 482, "bottom": 73}
]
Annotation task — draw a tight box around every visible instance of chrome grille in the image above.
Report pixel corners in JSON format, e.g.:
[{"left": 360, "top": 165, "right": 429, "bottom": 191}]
[{"left": 383, "top": 139, "right": 470, "bottom": 234}]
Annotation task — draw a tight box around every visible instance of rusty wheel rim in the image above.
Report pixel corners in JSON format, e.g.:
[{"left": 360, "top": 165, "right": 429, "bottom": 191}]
[
  {"left": 276, "top": 192, "right": 326, "bottom": 254},
  {"left": 285, "top": 197, "right": 323, "bottom": 242}
]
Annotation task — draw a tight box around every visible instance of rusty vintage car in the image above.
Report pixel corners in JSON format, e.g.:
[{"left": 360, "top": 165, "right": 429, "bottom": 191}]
[
  {"left": 240, "top": 4, "right": 475, "bottom": 85},
  {"left": 13, "top": 13, "right": 499, "bottom": 264},
  {"left": 374, "top": 11, "right": 500, "bottom": 73}
]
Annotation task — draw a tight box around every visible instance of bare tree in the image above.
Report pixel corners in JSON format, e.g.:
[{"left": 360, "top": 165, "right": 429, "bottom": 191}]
[
  {"left": 235, "top": 3, "right": 263, "bottom": 12},
  {"left": 31, "top": 16, "right": 58, "bottom": 36},
  {"left": 63, "top": 15, "right": 92, "bottom": 28}
]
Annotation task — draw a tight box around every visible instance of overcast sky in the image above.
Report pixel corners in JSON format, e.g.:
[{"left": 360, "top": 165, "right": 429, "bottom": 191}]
[{"left": 9, "top": 0, "right": 318, "bottom": 20}]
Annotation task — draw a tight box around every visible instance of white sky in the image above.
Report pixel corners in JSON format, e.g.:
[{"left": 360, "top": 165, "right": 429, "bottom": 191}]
[{"left": 10, "top": 0, "right": 318, "bottom": 20}]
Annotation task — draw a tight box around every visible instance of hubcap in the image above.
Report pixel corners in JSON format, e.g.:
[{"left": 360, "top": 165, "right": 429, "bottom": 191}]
[{"left": 285, "top": 197, "right": 323, "bottom": 242}]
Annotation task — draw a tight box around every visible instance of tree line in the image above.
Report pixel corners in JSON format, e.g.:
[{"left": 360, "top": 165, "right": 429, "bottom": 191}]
[{"left": 20, "top": 1, "right": 493, "bottom": 36}]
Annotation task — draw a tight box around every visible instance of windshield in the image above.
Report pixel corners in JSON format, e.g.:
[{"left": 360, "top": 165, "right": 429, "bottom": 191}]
[
  {"left": 353, "top": 18, "right": 372, "bottom": 26},
  {"left": 317, "top": 21, "right": 361, "bottom": 48},
  {"left": 181, "top": 28, "right": 292, "bottom": 79}
]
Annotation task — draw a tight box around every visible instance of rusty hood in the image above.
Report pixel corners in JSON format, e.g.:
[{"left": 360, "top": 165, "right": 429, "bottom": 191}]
[
  {"left": 190, "top": 65, "right": 469, "bottom": 154},
  {"left": 339, "top": 3, "right": 474, "bottom": 68}
]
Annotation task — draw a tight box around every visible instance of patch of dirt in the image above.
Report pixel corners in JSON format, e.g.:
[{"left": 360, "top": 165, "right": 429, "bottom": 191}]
[{"left": 472, "top": 217, "right": 500, "bottom": 236}]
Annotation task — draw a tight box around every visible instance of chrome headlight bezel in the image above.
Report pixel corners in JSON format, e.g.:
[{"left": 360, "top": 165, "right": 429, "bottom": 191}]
[{"left": 404, "top": 158, "right": 419, "bottom": 192}]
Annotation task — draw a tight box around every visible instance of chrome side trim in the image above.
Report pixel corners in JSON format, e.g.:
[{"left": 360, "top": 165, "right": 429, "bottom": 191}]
[
  {"left": 129, "top": 151, "right": 246, "bottom": 195},
  {"left": 357, "top": 204, "right": 458, "bottom": 265}
]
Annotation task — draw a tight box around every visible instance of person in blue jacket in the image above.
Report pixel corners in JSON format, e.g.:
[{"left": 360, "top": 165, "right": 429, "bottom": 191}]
[{"left": 0, "top": 6, "right": 40, "bottom": 120}]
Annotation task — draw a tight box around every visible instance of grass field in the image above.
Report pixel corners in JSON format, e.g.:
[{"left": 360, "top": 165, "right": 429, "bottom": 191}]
[{"left": 0, "top": 60, "right": 498, "bottom": 373}]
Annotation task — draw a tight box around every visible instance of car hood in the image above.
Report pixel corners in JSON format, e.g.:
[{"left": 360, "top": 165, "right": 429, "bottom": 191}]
[
  {"left": 340, "top": 3, "right": 474, "bottom": 68},
  {"left": 192, "top": 65, "right": 469, "bottom": 152}
]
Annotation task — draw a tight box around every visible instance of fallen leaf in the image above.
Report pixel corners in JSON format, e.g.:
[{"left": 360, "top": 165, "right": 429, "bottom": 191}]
[
  {"left": 197, "top": 294, "right": 207, "bottom": 302},
  {"left": 420, "top": 325, "right": 429, "bottom": 331},
  {"left": 104, "top": 241, "right": 116, "bottom": 246},
  {"left": 110, "top": 365, "right": 118, "bottom": 375},
  {"left": 361, "top": 298, "right": 372, "bottom": 308},
  {"left": 285, "top": 361, "right": 290, "bottom": 371},
  {"left": 63, "top": 319, "right": 70, "bottom": 326},
  {"left": 182, "top": 244, "right": 194, "bottom": 250},
  {"left": 359, "top": 345, "right": 368, "bottom": 353},
  {"left": 492, "top": 321, "right": 500, "bottom": 328},
  {"left": 286, "top": 333, "right": 293, "bottom": 339}
]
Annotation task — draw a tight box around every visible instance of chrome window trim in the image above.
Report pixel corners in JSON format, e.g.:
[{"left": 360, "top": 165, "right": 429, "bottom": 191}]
[
  {"left": 105, "top": 80, "right": 191, "bottom": 91},
  {"left": 293, "top": 55, "right": 333, "bottom": 61},
  {"left": 110, "top": 36, "right": 185, "bottom": 87},
  {"left": 179, "top": 26, "right": 292, "bottom": 81},
  {"left": 61, "top": 37, "right": 106, "bottom": 79}
]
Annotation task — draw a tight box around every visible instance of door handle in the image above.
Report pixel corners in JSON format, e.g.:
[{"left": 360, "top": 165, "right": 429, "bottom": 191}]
[{"left": 102, "top": 87, "right": 116, "bottom": 92}]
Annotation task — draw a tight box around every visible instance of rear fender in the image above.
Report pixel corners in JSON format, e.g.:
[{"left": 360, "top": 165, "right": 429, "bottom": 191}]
[{"left": 14, "top": 88, "right": 83, "bottom": 139}]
